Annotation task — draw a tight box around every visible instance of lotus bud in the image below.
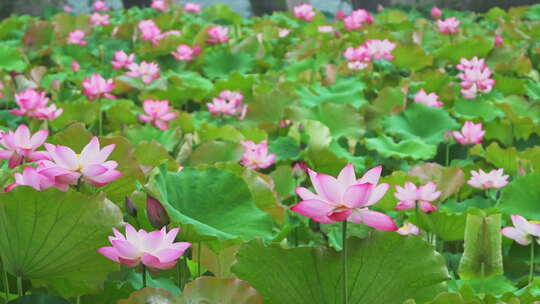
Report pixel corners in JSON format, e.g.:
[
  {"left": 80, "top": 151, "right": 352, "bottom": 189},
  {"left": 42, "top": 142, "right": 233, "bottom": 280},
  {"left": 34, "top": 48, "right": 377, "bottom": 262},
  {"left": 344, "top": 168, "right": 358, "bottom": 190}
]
[
  {"left": 147, "top": 195, "right": 170, "bottom": 229},
  {"left": 125, "top": 196, "right": 137, "bottom": 217}
]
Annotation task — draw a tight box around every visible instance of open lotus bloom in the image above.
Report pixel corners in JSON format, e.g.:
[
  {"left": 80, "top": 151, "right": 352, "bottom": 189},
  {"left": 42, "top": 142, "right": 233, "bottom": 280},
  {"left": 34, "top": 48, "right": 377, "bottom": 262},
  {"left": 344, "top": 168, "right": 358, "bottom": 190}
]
[
  {"left": 39, "top": 137, "right": 121, "bottom": 189},
  {"left": 138, "top": 20, "right": 164, "bottom": 45},
  {"left": 184, "top": 2, "right": 201, "bottom": 13},
  {"left": 207, "top": 90, "right": 247, "bottom": 119},
  {"left": 343, "top": 45, "right": 370, "bottom": 70},
  {"left": 240, "top": 140, "right": 276, "bottom": 170},
  {"left": 11, "top": 88, "right": 62, "bottom": 120},
  {"left": 397, "top": 222, "right": 421, "bottom": 235},
  {"left": 4, "top": 166, "right": 56, "bottom": 192},
  {"left": 125, "top": 61, "right": 161, "bottom": 84},
  {"left": 291, "top": 164, "right": 397, "bottom": 231},
  {"left": 171, "top": 44, "right": 201, "bottom": 62},
  {"left": 93, "top": 0, "right": 109, "bottom": 11},
  {"left": 138, "top": 100, "right": 177, "bottom": 130},
  {"left": 458, "top": 66, "right": 495, "bottom": 99},
  {"left": 111, "top": 50, "right": 135, "bottom": 70},
  {"left": 365, "top": 39, "right": 396, "bottom": 60},
  {"left": 206, "top": 26, "right": 229, "bottom": 44},
  {"left": 343, "top": 9, "right": 373, "bottom": 31},
  {"left": 99, "top": 224, "right": 191, "bottom": 270},
  {"left": 0, "top": 125, "right": 50, "bottom": 169},
  {"left": 467, "top": 168, "right": 509, "bottom": 190},
  {"left": 436, "top": 17, "right": 460, "bottom": 34},
  {"left": 452, "top": 121, "right": 485, "bottom": 145},
  {"left": 501, "top": 215, "right": 540, "bottom": 246},
  {"left": 151, "top": 0, "right": 167, "bottom": 11},
  {"left": 82, "top": 73, "right": 115, "bottom": 100},
  {"left": 90, "top": 12, "right": 110, "bottom": 26},
  {"left": 66, "top": 30, "right": 87, "bottom": 46},
  {"left": 394, "top": 181, "right": 441, "bottom": 213},
  {"left": 293, "top": 3, "right": 316, "bottom": 21},
  {"left": 414, "top": 89, "right": 443, "bottom": 107},
  {"left": 456, "top": 57, "right": 486, "bottom": 71}
]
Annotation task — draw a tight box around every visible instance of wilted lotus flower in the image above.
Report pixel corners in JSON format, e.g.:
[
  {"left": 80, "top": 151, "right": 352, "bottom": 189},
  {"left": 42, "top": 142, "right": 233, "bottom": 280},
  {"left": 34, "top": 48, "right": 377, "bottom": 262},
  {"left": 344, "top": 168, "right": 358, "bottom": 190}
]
[
  {"left": 365, "top": 39, "right": 396, "bottom": 61},
  {"left": 125, "top": 61, "right": 160, "bottom": 84},
  {"left": 293, "top": 3, "right": 316, "bottom": 21},
  {"left": 4, "top": 166, "right": 55, "bottom": 192},
  {"left": 394, "top": 181, "right": 441, "bottom": 213},
  {"left": 138, "top": 100, "right": 177, "bottom": 130},
  {"left": 93, "top": 0, "right": 109, "bottom": 11},
  {"left": 0, "top": 124, "right": 50, "bottom": 169},
  {"left": 98, "top": 224, "right": 191, "bottom": 270},
  {"left": 397, "top": 222, "right": 421, "bottom": 235},
  {"left": 240, "top": 140, "right": 276, "bottom": 170},
  {"left": 501, "top": 215, "right": 540, "bottom": 246},
  {"left": 343, "top": 45, "right": 370, "bottom": 70},
  {"left": 90, "top": 12, "right": 110, "bottom": 26},
  {"left": 184, "top": 2, "right": 201, "bottom": 13},
  {"left": 206, "top": 26, "right": 229, "bottom": 44},
  {"left": 436, "top": 17, "right": 460, "bottom": 34},
  {"left": 66, "top": 30, "right": 87, "bottom": 46},
  {"left": 343, "top": 9, "right": 373, "bottom": 31},
  {"left": 452, "top": 121, "right": 485, "bottom": 145},
  {"left": 82, "top": 73, "right": 115, "bottom": 100},
  {"left": 39, "top": 137, "right": 122, "bottom": 188},
  {"left": 146, "top": 196, "right": 170, "bottom": 229},
  {"left": 151, "top": 0, "right": 167, "bottom": 11},
  {"left": 292, "top": 164, "right": 397, "bottom": 230},
  {"left": 414, "top": 89, "right": 443, "bottom": 108},
  {"left": 430, "top": 6, "right": 442, "bottom": 19},
  {"left": 171, "top": 44, "right": 201, "bottom": 62},
  {"left": 207, "top": 90, "right": 247, "bottom": 119},
  {"left": 467, "top": 168, "right": 509, "bottom": 190},
  {"left": 111, "top": 51, "right": 135, "bottom": 70}
]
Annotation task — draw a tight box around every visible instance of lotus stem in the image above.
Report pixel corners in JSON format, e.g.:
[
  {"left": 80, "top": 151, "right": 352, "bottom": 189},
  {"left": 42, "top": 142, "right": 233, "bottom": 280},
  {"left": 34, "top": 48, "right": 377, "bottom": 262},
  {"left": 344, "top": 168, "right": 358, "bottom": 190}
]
[
  {"left": 197, "top": 241, "right": 201, "bottom": 277},
  {"left": 16, "top": 276, "right": 22, "bottom": 297},
  {"left": 530, "top": 242, "right": 535, "bottom": 285},
  {"left": 2, "top": 260, "right": 9, "bottom": 302},
  {"left": 342, "top": 220, "right": 348, "bottom": 304},
  {"left": 142, "top": 265, "right": 147, "bottom": 289}
]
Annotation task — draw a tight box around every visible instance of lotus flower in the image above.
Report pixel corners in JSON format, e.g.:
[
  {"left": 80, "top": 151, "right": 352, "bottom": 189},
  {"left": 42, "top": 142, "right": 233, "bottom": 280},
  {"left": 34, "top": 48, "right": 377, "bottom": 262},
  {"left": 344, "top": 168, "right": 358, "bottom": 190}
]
[
  {"left": 495, "top": 34, "right": 504, "bottom": 47},
  {"left": 39, "top": 137, "right": 122, "bottom": 188},
  {"left": 397, "top": 222, "right": 421, "bottom": 235},
  {"left": 93, "top": 0, "right": 108, "bottom": 11},
  {"left": 67, "top": 30, "right": 87, "bottom": 46},
  {"left": 98, "top": 224, "right": 190, "bottom": 270},
  {"left": 343, "top": 9, "right": 373, "bottom": 31},
  {"left": 458, "top": 65, "right": 495, "bottom": 99},
  {"left": 4, "top": 166, "right": 55, "bottom": 192},
  {"left": 317, "top": 25, "right": 334, "bottom": 33},
  {"left": 138, "top": 20, "right": 163, "bottom": 45},
  {"left": 240, "top": 140, "right": 276, "bottom": 170},
  {"left": 146, "top": 196, "right": 170, "bottom": 229},
  {"left": 82, "top": 74, "right": 115, "bottom": 100},
  {"left": 207, "top": 90, "right": 247, "bottom": 119},
  {"left": 12, "top": 88, "right": 51, "bottom": 117},
  {"left": 467, "top": 168, "right": 509, "bottom": 190},
  {"left": 34, "top": 104, "right": 63, "bottom": 120},
  {"left": 171, "top": 44, "right": 201, "bottom": 62},
  {"left": 138, "top": 100, "right": 177, "bottom": 130},
  {"left": 501, "top": 215, "right": 540, "bottom": 246},
  {"left": 452, "top": 121, "right": 485, "bottom": 145},
  {"left": 430, "top": 6, "right": 442, "bottom": 19},
  {"left": 293, "top": 3, "right": 316, "bottom": 21},
  {"left": 436, "top": 17, "right": 460, "bottom": 34},
  {"left": 343, "top": 45, "right": 370, "bottom": 70},
  {"left": 206, "top": 26, "right": 229, "bottom": 44},
  {"left": 457, "top": 57, "right": 486, "bottom": 71},
  {"left": 126, "top": 61, "right": 160, "bottom": 84},
  {"left": 394, "top": 181, "right": 441, "bottom": 213},
  {"left": 291, "top": 164, "right": 397, "bottom": 230},
  {"left": 414, "top": 89, "right": 443, "bottom": 108},
  {"left": 111, "top": 51, "right": 135, "bottom": 70},
  {"left": 151, "top": 0, "right": 167, "bottom": 11},
  {"left": 184, "top": 2, "right": 201, "bottom": 13},
  {"left": 0, "top": 125, "right": 50, "bottom": 169},
  {"left": 335, "top": 10, "right": 346, "bottom": 20},
  {"left": 365, "top": 39, "right": 396, "bottom": 61},
  {"left": 90, "top": 12, "right": 110, "bottom": 26},
  {"left": 63, "top": 5, "right": 73, "bottom": 13},
  {"left": 278, "top": 28, "right": 291, "bottom": 38}
]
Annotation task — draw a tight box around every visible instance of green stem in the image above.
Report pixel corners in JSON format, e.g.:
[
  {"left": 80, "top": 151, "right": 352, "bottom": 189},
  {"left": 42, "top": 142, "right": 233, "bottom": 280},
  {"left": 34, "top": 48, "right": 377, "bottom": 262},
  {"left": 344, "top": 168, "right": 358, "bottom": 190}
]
[
  {"left": 342, "top": 221, "right": 348, "bottom": 304},
  {"left": 142, "top": 265, "right": 147, "bottom": 289},
  {"left": 2, "top": 260, "right": 9, "bottom": 302},
  {"left": 98, "top": 109, "right": 103, "bottom": 136},
  {"left": 177, "top": 258, "right": 182, "bottom": 290},
  {"left": 530, "top": 242, "right": 535, "bottom": 285},
  {"left": 197, "top": 241, "right": 201, "bottom": 277},
  {"left": 16, "top": 276, "right": 22, "bottom": 297},
  {"left": 76, "top": 296, "right": 81, "bottom": 304},
  {"left": 480, "top": 262, "right": 485, "bottom": 294}
]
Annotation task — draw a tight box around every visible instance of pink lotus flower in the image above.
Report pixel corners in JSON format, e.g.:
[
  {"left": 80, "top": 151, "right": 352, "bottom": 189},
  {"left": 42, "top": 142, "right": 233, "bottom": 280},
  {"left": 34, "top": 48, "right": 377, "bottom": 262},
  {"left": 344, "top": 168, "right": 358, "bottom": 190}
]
[
  {"left": 467, "top": 168, "right": 509, "bottom": 190},
  {"left": 90, "top": 12, "right": 110, "bottom": 26},
  {"left": 39, "top": 137, "right": 122, "bottom": 188},
  {"left": 336, "top": 10, "right": 346, "bottom": 20},
  {"left": 111, "top": 51, "right": 135, "bottom": 69},
  {"left": 278, "top": 28, "right": 291, "bottom": 38},
  {"left": 184, "top": 2, "right": 201, "bottom": 13},
  {"left": 394, "top": 181, "right": 441, "bottom": 213},
  {"left": 0, "top": 125, "right": 49, "bottom": 169},
  {"left": 4, "top": 166, "right": 55, "bottom": 192},
  {"left": 343, "top": 45, "right": 370, "bottom": 70},
  {"left": 291, "top": 164, "right": 396, "bottom": 230},
  {"left": 293, "top": 3, "right": 315, "bottom": 21},
  {"left": 71, "top": 60, "right": 81, "bottom": 72},
  {"left": 317, "top": 25, "right": 334, "bottom": 33},
  {"left": 414, "top": 89, "right": 443, "bottom": 107},
  {"left": 151, "top": 0, "right": 167, "bottom": 11},
  {"left": 125, "top": 61, "right": 160, "bottom": 84},
  {"left": 138, "top": 20, "right": 163, "bottom": 45},
  {"left": 206, "top": 26, "right": 229, "bottom": 44},
  {"left": 82, "top": 74, "right": 115, "bottom": 100},
  {"left": 207, "top": 90, "right": 247, "bottom": 119},
  {"left": 397, "top": 222, "right": 421, "bottom": 235},
  {"left": 0, "top": 81, "right": 4, "bottom": 99},
  {"left": 63, "top": 5, "right": 73, "bottom": 13},
  {"left": 430, "top": 6, "right": 442, "bottom": 19},
  {"left": 93, "top": 0, "right": 109, "bottom": 11},
  {"left": 436, "top": 17, "right": 460, "bottom": 34},
  {"left": 457, "top": 59, "right": 495, "bottom": 99},
  {"left": 12, "top": 88, "right": 49, "bottom": 117},
  {"left": 240, "top": 140, "right": 276, "bottom": 170},
  {"left": 171, "top": 44, "right": 201, "bottom": 62},
  {"left": 501, "top": 215, "right": 540, "bottom": 246},
  {"left": 98, "top": 224, "right": 190, "bottom": 270},
  {"left": 456, "top": 57, "right": 486, "bottom": 71},
  {"left": 34, "top": 104, "right": 63, "bottom": 120},
  {"left": 495, "top": 34, "right": 504, "bottom": 47},
  {"left": 139, "top": 100, "right": 177, "bottom": 130},
  {"left": 452, "top": 121, "right": 485, "bottom": 145},
  {"left": 365, "top": 39, "right": 396, "bottom": 61},
  {"left": 343, "top": 9, "right": 373, "bottom": 31},
  {"left": 66, "top": 30, "right": 87, "bottom": 46}
]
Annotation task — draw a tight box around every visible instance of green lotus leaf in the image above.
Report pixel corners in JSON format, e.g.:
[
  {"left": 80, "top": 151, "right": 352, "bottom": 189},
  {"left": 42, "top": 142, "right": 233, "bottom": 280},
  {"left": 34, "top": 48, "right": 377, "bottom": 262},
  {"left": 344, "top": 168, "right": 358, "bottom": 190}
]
[{"left": 180, "top": 277, "right": 263, "bottom": 304}]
